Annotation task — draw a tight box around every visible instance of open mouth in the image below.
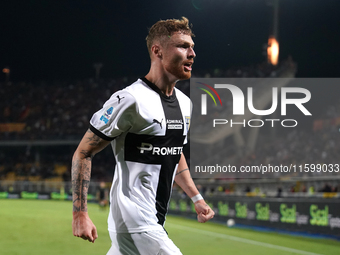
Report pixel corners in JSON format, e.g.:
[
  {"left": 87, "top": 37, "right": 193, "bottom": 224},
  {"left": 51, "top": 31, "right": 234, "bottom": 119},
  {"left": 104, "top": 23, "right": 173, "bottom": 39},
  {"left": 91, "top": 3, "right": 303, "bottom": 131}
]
[{"left": 184, "top": 62, "right": 193, "bottom": 71}]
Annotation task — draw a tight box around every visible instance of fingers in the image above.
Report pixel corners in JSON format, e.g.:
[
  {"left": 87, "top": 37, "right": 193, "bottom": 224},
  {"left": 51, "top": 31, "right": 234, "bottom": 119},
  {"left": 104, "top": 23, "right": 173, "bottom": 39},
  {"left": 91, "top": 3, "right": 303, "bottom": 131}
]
[
  {"left": 197, "top": 207, "right": 215, "bottom": 223},
  {"left": 73, "top": 226, "right": 97, "bottom": 243},
  {"left": 79, "top": 231, "right": 95, "bottom": 243},
  {"left": 80, "top": 234, "right": 91, "bottom": 242},
  {"left": 72, "top": 216, "right": 97, "bottom": 243},
  {"left": 92, "top": 226, "right": 98, "bottom": 243},
  {"left": 201, "top": 206, "right": 210, "bottom": 214}
]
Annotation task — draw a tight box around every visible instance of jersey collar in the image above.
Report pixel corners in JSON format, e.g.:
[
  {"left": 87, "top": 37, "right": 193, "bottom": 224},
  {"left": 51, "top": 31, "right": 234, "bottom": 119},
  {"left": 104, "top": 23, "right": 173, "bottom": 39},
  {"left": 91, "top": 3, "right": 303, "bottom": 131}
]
[{"left": 141, "top": 77, "right": 176, "bottom": 102}]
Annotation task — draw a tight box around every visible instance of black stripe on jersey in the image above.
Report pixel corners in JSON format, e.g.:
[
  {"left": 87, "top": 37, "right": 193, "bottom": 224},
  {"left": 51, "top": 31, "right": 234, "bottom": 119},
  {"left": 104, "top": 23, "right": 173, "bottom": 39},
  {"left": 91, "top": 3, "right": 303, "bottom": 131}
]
[
  {"left": 155, "top": 95, "right": 185, "bottom": 226},
  {"left": 125, "top": 134, "right": 183, "bottom": 164},
  {"left": 89, "top": 124, "right": 116, "bottom": 141},
  {"left": 125, "top": 78, "right": 185, "bottom": 226}
]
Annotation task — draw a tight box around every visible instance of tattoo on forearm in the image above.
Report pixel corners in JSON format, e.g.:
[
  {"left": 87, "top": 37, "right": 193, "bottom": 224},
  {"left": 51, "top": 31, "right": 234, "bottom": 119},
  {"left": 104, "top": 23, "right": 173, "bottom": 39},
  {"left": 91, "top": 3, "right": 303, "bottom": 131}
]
[
  {"left": 72, "top": 130, "right": 103, "bottom": 212},
  {"left": 80, "top": 149, "right": 93, "bottom": 159},
  {"left": 176, "top": 168, "right": 189, "bottom": 176},
  {"left": 86, "top": 129, "right": 102, "bottom": 146},
  {"left": 72, "top": 158, "right": 91, "bottom": 212}
]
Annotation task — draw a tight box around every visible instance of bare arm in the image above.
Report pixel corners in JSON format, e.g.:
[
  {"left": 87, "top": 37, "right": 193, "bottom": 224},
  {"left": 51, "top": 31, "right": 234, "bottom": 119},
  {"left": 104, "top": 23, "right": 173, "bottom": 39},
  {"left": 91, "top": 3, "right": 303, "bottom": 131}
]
[
  {"left": 72, "top": 128, "right": 111, "bottom": 242},
  {"left": 174, "top": 153, "right": 214, "bottom": 223},
  {"left": 174, "top": 153, "right": 199, "bottom": 198}
]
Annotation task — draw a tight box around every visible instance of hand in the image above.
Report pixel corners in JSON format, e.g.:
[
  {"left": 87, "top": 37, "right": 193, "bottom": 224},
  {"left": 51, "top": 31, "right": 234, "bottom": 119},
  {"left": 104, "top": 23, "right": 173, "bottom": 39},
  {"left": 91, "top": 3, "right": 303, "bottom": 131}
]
[
  {"left": 72, "top": 211, "right": 98, "bottom": 243},
  {"left": 194, "top": 200, "right": 215, "bottom": 223}
]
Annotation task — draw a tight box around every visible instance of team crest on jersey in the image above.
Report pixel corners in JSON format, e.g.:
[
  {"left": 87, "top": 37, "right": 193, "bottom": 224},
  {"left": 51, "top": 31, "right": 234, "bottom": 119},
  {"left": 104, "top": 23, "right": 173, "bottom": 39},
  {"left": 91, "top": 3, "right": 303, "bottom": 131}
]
[
  {"left": 100, "top": 106, "right": 115, "bottom": 124},
  {"left": 185, "top": 116, "right": 191, "bottom": 130}
]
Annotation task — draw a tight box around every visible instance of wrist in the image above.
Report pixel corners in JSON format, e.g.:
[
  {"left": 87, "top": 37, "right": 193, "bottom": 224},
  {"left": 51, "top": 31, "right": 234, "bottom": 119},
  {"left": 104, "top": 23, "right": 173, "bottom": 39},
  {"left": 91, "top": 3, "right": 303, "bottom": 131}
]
[
  {"left": 72, "top": 211, "right": 88, "bottom": 218},
  {"left": 191, "top": 194, "right": 203, "bottom": 203}
]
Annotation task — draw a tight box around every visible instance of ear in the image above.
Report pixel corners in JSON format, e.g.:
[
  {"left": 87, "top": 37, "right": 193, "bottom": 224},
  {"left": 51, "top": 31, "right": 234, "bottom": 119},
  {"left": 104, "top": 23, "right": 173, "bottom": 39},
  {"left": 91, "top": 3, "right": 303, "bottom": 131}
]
[{"left": 151, "top": 44, "right": 162, "bottom": 59}]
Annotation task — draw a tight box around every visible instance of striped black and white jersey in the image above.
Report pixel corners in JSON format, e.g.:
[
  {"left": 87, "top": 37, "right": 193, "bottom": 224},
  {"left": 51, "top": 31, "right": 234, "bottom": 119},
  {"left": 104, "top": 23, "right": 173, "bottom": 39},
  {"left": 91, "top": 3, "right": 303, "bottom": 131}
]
[{"left": 90, "top": 77, "right": 191, "bottom": 233}]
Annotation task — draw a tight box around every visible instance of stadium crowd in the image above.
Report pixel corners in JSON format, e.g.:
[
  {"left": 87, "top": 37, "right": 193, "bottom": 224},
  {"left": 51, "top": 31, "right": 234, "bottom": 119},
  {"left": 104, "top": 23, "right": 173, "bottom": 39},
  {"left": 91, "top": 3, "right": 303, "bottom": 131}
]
[{"left": 0, "top": 77, "right": 138, "bottom": 140}]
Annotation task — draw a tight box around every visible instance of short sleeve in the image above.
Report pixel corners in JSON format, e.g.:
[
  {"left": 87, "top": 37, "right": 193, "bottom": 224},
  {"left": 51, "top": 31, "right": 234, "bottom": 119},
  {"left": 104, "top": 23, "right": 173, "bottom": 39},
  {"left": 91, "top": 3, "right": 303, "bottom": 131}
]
[{"left": 90, "top": 90, "right": 137, "bottom": 140}]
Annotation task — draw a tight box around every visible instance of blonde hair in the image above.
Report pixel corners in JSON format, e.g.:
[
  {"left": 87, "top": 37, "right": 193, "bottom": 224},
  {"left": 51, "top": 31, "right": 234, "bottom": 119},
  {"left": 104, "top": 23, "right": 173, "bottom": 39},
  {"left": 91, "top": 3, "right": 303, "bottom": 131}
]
[{"left": 146, "top": 17, "right": 194, "bottom": 56}]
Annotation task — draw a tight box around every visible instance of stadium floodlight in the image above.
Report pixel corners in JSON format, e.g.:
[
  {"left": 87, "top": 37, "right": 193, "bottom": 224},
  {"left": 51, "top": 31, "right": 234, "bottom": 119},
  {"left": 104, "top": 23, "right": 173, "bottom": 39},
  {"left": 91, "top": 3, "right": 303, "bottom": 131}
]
[
  {"left": 267, "top": 0, "right": 280, "bottom": 65},
  {"left": 2, "top": 67, "right": 10, "bottom": 82},
  {"left": 267, "top": 36, "right": 279, "bottom": 65}
]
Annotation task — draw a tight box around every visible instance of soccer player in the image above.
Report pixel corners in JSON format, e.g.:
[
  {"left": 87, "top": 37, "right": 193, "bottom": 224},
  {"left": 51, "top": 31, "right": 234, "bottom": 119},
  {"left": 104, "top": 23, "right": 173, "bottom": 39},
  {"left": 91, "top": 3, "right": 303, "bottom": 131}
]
[{"left": 71, "top": 17, "right": 214, "bottom": 255}]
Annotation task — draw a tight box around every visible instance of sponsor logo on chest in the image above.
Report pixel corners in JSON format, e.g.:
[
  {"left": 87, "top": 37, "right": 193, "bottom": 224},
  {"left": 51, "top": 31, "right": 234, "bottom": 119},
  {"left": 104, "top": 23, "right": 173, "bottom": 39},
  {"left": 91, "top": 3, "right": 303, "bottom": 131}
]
[
  {"left": 137, "top": 143, "right": 183, "bottom": 155},
  {"left": 166, "top": 119, "right": 183, "bottom": 130}
]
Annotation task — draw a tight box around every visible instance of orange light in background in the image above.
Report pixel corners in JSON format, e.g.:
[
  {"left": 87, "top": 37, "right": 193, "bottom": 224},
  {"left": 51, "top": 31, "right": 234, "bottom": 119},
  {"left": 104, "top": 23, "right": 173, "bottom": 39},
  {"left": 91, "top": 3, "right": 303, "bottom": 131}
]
[
  {"left": 267, "top": 36, "right": 279, "bottom": 66},
  {"left": 2, "top": 68, "right": 10, "bottom": 74}
]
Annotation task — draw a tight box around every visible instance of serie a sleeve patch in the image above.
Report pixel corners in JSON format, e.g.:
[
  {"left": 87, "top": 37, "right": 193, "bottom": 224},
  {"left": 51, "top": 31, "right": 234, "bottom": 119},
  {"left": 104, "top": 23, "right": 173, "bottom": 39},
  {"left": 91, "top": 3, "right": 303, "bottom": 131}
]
[{"left": 90, "top": 90, "right": 137, "bottom": 139}]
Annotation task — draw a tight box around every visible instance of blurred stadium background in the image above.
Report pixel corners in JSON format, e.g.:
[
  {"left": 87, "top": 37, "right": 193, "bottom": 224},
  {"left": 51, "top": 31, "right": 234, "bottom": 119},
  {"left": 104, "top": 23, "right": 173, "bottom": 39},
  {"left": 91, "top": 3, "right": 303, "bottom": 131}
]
[{"left": 1, "top": 0, "right": 340, "bottom": 254}]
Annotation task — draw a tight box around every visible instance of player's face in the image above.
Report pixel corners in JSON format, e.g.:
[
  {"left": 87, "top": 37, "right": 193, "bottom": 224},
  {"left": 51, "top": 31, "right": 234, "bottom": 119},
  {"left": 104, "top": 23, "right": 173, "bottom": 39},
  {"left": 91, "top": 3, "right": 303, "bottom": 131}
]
[{"left": 162, "top": 32, "right": 196, "bottom": 80}]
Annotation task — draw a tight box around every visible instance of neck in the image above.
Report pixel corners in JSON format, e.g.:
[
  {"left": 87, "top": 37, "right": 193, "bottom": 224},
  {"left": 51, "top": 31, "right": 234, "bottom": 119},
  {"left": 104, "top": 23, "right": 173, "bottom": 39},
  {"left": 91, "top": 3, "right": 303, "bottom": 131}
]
[{"left": 145, "top": 65, "right": 178, "bottom": 97}]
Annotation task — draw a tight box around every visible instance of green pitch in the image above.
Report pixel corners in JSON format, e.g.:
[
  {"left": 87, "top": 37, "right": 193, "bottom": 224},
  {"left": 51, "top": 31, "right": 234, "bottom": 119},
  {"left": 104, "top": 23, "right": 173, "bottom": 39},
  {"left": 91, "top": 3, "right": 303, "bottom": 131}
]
[{"left": 0, "top": 200, "right": 339, "bottom": 255}]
